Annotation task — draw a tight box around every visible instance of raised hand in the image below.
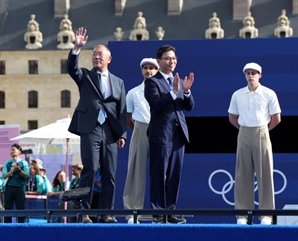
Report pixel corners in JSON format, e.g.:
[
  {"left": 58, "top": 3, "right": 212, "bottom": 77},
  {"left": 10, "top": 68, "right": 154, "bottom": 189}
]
[
  {"left": 183, "top": 72, "right": 194, "bottom": 93},
  {"left": 74, "top": 27, "right": 88, "bottom": 51},
  {"left": 172, "top": 72, "right": 180, "bottom": 94}
]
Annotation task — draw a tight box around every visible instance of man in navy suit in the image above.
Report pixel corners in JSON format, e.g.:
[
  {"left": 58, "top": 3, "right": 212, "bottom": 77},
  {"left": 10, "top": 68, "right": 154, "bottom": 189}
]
[
  {"left": 145, "top": 45, "right": 195, "bottom": 224},
  {"left": 67, "top": 27, "right": 127, "bottom": 223}
]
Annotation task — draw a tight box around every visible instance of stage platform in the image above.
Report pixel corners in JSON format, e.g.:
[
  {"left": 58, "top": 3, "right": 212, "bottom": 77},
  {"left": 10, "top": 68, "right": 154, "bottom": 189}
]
[{"left": 0, "top": 223, "right": 297, "bottom": 241}]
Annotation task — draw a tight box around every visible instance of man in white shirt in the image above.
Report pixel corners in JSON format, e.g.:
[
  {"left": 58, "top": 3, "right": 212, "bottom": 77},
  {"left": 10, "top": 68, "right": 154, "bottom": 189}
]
[
  {"left": 123, "top": 58, "right": 159, "bottom": 224},
  {"left": 228, "top": 62, "right": 281, "bottom": 225}
]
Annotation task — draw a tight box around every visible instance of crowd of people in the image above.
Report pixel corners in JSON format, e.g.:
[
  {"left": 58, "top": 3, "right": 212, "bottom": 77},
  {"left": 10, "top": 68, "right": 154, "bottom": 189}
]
[
  {"left": 0, "top": 26, "right": 281, "bottom": 225},
  {"left": 0, "top": 145, "right": 101, "bottom": 223}
]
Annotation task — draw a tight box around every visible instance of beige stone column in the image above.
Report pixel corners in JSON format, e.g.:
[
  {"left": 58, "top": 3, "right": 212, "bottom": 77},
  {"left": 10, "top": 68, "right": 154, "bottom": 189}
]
[
  {"left": 54, "top": 0, "right": 69, "bottom": 17},
  {"left": 293, "top": 0, "right": 298, "bottom": 14},
  {"left": 168, "top": 0, "right": 183, "bottom": 15},
  {"left": 233, "top": 0, "right": 252, "bottom": 20},
  {"left": 115, "top": 0, "right": 127, "bottom": 16}
]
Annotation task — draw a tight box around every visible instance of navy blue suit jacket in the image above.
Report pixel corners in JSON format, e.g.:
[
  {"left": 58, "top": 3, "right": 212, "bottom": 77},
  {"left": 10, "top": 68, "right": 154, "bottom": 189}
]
[
  {"left": 67, "top": 51, "right": 127, "bottom": 140},
  {"left": 144, "top": 71, "right": 194, "bottom": 144}
]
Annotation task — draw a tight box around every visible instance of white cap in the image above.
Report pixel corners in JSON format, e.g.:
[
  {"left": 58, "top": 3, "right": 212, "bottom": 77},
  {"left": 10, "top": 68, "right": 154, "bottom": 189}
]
[
  {"left": 140, "top": 58, "right": 159, "bottom": 69},
  {"left": 243, "top": 62, "right": 262, "bottom": 74}
]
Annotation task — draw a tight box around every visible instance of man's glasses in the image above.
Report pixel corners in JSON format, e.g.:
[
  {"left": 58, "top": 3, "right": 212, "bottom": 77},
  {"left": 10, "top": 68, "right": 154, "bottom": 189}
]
[
  {"left": 143, "top": 66, "right": 156, "bottom": 70},
  {"left": 92, "top": 52, "right": 108, "bottom": 57},
  {"left": 161, "top": 57, "right": 178, "bottom": 62},
  {"left": 245, "top": 71, "right": 259, "bottom": 76}
]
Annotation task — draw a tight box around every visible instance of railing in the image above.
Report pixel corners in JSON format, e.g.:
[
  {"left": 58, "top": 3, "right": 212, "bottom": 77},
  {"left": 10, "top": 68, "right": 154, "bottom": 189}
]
[{"left": 0, "top": 209, "right": 298, "bottom": 224}]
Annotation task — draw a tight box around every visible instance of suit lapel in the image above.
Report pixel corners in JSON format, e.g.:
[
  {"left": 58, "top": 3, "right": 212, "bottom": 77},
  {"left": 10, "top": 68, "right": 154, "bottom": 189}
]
[
  {"left": 90, "top": 69, "right": 104, "bottom": 99},
  {"left": 107, "top": 72, "right": 115, "bottom": 99},
  {"left": 156, "top": 72, "right": 171, "bottom": 92}
]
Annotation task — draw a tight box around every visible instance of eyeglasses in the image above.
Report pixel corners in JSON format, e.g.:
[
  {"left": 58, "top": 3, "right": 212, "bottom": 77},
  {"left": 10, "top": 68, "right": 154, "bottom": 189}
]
[
  {"left": 245, "top": 71, "right": 259, "bottom": 76},
  {"left": 161, "top": 57, "right": 178, "bottom": 62},
  {"left": 143, "top": 66, "right": 156, "bottom": 70},
  {"left": 92, "top": 52, "right": 108, "bottom": 57}
]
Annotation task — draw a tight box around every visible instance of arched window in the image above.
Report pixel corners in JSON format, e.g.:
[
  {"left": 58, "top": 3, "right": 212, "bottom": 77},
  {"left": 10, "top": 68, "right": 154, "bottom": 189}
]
[
  {"left": 0, "top": 91, "right": 5, "bottom": 108},
  {"left": 61, "top": 90, "right": 71, "bottom": 108},
  {"left": 28, "top": 90, "right": 38, "bottom": 108}
]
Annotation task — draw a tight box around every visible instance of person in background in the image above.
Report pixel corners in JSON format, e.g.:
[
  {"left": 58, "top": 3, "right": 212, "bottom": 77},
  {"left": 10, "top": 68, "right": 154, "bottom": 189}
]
[
  {"left": 90, "top": 166, "right": 101, "bottom": 223},
  {"left": 69, "top": 164, "right": 83, "bottom": 190},
  {"left": 46, "top": 170, "right": 69, "bottom": 197},
  {"left": 25, "top": 160, "right": 44, "bottom": 195},
  {"left": 228, "top": 62, "right": 281, "bottom": 225},
  {"left": 123, "top": 58, "right": 159, "bottom": 224},
  {"left": 58, "top": 164, "right": 83, "bottom": 223},
  {"left": 144, "top": 45, "right": 195, "bottom": 224},
  {"left": 67, "top": 27, "right": 127, "bottom": 223},
  {"left": 39, "top": 167, "right": 52, "bottom": 195},
  {"left": 2, "top": 144, "right": 30, "bottom": 223}
]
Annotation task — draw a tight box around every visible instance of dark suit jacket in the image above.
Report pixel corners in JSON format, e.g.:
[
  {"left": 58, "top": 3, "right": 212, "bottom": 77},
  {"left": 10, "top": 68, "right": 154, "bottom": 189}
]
[
  {"left": 67, "top": 51, "right": 127, "bottom": 140},
  {"left": 144, "top": 71, "right": 194, "bottom": 144}
]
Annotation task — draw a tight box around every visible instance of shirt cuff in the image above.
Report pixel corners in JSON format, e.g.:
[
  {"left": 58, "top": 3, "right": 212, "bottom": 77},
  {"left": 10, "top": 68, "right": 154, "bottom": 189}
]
[
  {"left": 170, "top": 91, "right": 177, "bottom": 100},
  {"left": 71, "top": 49, "right": 80, "bottom": 55}
]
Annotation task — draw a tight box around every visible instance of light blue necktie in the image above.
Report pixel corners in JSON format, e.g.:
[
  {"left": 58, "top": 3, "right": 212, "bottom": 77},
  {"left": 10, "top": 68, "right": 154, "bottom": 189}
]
[
  {"left": 167, "top": 76, "right": 173, "bottom": 90},
  {"left": 97, "top": 73, "right": 106, "bottom": 125}
]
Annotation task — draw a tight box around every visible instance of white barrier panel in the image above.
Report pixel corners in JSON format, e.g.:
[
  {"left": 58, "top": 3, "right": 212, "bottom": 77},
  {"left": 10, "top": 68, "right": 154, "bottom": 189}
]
[{"left": 277, "top": 205, "right": 298, "bottom": 225}]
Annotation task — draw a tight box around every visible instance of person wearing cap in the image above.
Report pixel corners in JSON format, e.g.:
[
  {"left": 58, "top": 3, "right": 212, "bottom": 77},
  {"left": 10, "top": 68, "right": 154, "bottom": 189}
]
[
  {"left": 228, "top": 62, "right": 281, "bottom": 225},
  {"left": 25, "top": 160, "right": 44, "bottom": 195},
  {"left": 67, "top": 27, "right": 127, "bottom": 224},
  {"left": 57, "top": 164, "right": 83, "bottom": 223},
  {"left": 69, "top": 164, "right": 83, "bottom": 190},
  {"left": 2, "top": 143, "right": 29, "bottom": 223},
  {"left": 144, "top": 45, "right": 195, "bottom": 224},
  {"left": 39, "top": 167, "right": 52, "bottom": 195},
  {"left": 123, "top": 58, "right": 159, "bottom": 224}
]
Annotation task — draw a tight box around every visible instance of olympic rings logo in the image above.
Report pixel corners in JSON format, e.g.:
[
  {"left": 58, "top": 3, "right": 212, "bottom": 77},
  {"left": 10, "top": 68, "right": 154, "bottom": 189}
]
[{"left": 208, "top": 169, "right": 287, "bottom": 206}]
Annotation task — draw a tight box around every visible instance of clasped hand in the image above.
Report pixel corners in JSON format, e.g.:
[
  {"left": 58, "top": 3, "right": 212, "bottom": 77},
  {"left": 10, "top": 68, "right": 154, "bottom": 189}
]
[{"left": 172, "top": 72, "right": 194, "bottom": 94}]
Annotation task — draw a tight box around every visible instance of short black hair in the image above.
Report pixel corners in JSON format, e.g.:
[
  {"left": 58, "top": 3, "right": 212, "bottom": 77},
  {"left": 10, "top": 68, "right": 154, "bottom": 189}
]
[
  {"left": 156, "top": 45, "right": 176, "bottom": 59},
  {"left": 11, "top": 143, "right": 22, "bottom": 153}
]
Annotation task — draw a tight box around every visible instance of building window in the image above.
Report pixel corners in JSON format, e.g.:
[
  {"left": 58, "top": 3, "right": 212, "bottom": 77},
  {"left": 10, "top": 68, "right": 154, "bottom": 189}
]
[
  {"left": 28, "top": 90, "right": 38, "bottom": 108},
  {"left": 0, "top": 61, "right": 5, "bottom": 75},
  {"left": 28, "top": 120, "right": 38, "bottom": 130},
  {"left": 61, "top": 90, "right": 71, "bottom": 107},
  {"left": 0, "top": 121, "right": 5, "bottom": 125},
  {"left": 29, "top": 60, "right": 38, "bottom": 74},
  {"left": 0, "top": 91, "right": 5, "bottom": 108},
  {"left": 61, "top": 60, "right": 67, "bottom": 74}
]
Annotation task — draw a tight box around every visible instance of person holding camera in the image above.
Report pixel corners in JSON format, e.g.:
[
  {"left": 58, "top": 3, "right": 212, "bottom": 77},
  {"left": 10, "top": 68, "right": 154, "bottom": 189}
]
[{"left": 2, "top": 143, "right": 29, "bottom": 223}]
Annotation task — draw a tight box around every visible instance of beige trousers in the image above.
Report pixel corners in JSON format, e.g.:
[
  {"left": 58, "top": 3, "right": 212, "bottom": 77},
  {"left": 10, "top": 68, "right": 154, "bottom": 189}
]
[
  {"left": 123, "top": 121, "right": 149, "bottom": 220},
  {"left": 234, "top": 125, "right": 275, "bottom": 221}
]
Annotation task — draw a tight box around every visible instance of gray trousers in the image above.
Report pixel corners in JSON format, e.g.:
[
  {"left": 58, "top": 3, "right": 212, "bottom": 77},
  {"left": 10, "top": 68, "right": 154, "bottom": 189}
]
[
  {"left": 234, "top": 125, "right": 275, "bottom": 221},
  {"left": 123, "top": 121, "right": 149, "bottom": 220}
]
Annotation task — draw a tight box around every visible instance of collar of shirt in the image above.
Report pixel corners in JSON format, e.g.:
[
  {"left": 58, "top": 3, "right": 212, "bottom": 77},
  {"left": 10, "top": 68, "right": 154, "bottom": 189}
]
[
  {"left": 97, "top": 71, "right": 109, "bottom": 77},
  {"left": 245, "top": 83, "right": 262, "bottom": 93},
  {"left": 159, "top": 71, "right": 173, "bottom": 82}
]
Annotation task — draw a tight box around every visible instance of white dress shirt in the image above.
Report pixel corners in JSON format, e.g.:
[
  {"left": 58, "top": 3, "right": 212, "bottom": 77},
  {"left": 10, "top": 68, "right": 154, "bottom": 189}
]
[
  {"left": 228, "top": 84, "right": 281, "bottom": 127},
  {"left": 126, "top": 82, "right": 150, "bottom": 124}
]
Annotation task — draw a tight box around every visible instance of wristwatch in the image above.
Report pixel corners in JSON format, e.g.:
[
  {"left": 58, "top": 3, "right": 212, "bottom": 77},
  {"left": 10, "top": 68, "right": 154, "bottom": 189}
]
[{"left": 18, "top": 169, "right": 21, "bottom": 172}]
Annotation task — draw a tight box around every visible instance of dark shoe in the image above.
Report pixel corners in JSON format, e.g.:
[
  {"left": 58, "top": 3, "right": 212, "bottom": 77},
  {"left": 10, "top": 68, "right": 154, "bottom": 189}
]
[
  {"left": 152, "top": 216, "right": 165, "bottom": 224},
  {"left": 82, "top": 215, "right": 92, "bottom": 223},
  {"left": 167, "top": 215, "right": 186, "bottom": 224},
  {"left": 99, "top": 215, "right": 117, "bottom": 223}
]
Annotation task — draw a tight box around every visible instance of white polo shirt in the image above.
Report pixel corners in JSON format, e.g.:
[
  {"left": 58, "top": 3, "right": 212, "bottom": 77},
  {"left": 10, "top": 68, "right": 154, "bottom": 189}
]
[
  {"left": 126, "top": 82, "right": 150, "bottom": 124},
  {"left": 228, "top": 84, "right": 281, "bottom": 127}
]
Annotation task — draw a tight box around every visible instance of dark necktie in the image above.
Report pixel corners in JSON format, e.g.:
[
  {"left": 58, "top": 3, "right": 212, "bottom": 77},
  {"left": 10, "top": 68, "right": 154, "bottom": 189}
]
[{"left": 167, "top": 77, "right": 173, "bottom": 90}]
